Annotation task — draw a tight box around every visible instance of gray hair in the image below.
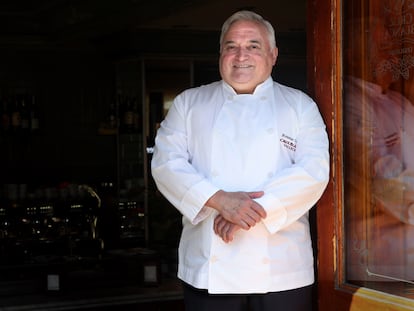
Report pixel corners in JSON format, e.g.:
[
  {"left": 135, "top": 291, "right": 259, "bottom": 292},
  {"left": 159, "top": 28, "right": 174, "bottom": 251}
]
[{"left": 219, "top": 10, "right": 277, "bottom": 51}]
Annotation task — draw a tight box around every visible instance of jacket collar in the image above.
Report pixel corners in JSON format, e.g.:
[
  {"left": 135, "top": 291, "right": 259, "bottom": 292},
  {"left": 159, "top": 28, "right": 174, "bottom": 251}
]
[{"left": 221, "top": 77, "right": 273, "bottom": 97}]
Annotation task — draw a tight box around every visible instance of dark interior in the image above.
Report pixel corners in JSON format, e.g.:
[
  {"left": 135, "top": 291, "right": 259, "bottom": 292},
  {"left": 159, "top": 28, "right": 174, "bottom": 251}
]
[{"left": 0, "top": 1, "right": 306, "bottom": 309}]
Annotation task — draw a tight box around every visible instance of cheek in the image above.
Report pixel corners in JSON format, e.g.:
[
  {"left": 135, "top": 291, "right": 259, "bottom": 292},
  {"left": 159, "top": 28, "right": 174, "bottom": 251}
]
[
  {"left": 220, "top": 55, "right": 232, "bottom": 66},
  {"left": 219, "top": 57, "right": 233, "bottom": 73}
]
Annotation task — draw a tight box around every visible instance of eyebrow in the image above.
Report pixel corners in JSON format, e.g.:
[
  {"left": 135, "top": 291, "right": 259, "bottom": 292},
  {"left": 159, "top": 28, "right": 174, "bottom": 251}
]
[
  {"left": 249, "top": 39, "right": 261, "bottom": 45},
  {"left": 223, "top": 39, "right": 262, "bottom": 45}
]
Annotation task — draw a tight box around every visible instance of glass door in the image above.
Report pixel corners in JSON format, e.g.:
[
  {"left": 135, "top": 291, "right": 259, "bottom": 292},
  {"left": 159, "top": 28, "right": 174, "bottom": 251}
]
[
  {"left": 309, "top": 0, "right": 414, "bottom": 309},
  {"left": 343, "top": 0, "right": 414, "bottom": 298}
]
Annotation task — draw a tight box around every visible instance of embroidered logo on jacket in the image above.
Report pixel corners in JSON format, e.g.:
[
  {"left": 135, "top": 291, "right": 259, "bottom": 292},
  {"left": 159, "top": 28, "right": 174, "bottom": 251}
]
[{"left": 280, "top": 134, "right": 297, "bottom": 151}]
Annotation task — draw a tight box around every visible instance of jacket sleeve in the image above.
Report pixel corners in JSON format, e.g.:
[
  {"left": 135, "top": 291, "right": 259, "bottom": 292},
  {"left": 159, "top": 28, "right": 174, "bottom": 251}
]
[
  {"left": 256, "top": 92, "right": 330, "bottom": 234},
  {"left": 151, "top": 92, "right": 220, "bottom": 224}
]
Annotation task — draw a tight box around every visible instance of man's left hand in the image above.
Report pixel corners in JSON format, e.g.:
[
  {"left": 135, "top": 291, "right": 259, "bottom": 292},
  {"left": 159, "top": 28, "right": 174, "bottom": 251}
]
[{"left": 214, "top": 214, "right": 243, "bottom": 243}]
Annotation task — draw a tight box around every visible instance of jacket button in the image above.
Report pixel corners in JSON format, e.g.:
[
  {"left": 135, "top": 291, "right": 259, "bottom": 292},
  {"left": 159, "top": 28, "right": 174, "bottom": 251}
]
[{"left": 211, "top": 170, "right": 219, "bottom": 177}]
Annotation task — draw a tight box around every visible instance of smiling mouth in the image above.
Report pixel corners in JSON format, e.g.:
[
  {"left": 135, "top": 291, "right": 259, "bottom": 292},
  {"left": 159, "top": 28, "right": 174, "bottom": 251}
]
[{"left": 234, "top": 64, "right": 252, "bottom": 68}]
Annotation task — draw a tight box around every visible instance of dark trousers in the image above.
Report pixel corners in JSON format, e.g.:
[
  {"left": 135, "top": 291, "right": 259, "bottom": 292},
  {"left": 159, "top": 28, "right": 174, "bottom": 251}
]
[{"left": 182, "top": 282, "right": 313, "bottom": 311}]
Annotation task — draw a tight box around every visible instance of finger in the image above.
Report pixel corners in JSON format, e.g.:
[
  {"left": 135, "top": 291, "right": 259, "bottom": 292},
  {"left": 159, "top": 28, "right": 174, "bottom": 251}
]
[
  {"left": 214, "top": 215, "right": 225, "bottom": 235},
  {"left": 224, "top": 223, "right": 236, "bottom": 243},
  {"left": 238, "top": 218, "right": 251, "bottom": 229},
  {"left": 226, "top": 223, "right": 243, "bottom": 243},
  {"left": 245, "top": 210, "right": 262, "bottom": 223},
  {"left": 217, "top": 222, "right": 230, "bottom": 243},
  {"left": 214, "top": 219, "right": 226, "bottom": 235},
  {"left": 222, "top": 224, "right": 230, "bottom": 243},
  {"left": 240, "top": 207, "right": 263, "bottom": 227},
  {"left": 227, "top": 226, "right": 237, "bottom": 242},
  {"left": 216, "top": 216, "right": 235, "bottom": 239},
  {"left": 214, "top": 220, "right": 219, "bottom": 235},
  {"left": 247, "top": 191, "right": 265, "bottom": 199},
  {"left": 251, "top": 202, "right": 267, "bottom": 218}
]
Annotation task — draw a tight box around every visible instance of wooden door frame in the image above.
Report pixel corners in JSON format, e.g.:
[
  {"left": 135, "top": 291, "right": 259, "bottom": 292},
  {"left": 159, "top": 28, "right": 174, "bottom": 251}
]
[
  {"left": 307, "top": 0, "right": 414, "bottom": 310},
  {"left": 307, "top": 0, "right": 345, "bottom": 308}
]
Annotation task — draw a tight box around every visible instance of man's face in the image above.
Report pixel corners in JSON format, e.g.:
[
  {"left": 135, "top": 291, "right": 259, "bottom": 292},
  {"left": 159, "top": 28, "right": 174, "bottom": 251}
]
[{"left": 219, "top": 20, "right": 278, "bottom": 94}]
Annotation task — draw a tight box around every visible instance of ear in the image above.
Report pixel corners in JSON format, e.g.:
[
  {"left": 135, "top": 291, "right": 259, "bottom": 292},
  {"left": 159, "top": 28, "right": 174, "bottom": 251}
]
[{"left": 272, "top": 47, "right": 279, "bottom": 65}]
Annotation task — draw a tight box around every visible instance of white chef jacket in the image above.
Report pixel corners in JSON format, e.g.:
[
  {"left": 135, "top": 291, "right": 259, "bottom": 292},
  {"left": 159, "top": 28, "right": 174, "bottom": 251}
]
[{"left": 151, "top": 77, "right": 330, "bottom": 294}]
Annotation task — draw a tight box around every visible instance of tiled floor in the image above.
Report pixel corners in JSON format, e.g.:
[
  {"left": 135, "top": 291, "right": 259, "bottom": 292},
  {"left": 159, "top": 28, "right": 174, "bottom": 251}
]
[{"left": 0, "top": 278, "right": 183, "bottom": 310}]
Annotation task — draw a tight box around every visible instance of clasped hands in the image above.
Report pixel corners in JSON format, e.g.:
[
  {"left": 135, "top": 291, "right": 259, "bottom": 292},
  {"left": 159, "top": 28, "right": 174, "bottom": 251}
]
[{"left": 206, "top": 190, "right": 267, "bottom": 243}]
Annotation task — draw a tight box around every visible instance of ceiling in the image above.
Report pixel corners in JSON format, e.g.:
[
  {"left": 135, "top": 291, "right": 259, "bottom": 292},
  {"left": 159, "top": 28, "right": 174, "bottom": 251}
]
[{"left": 0, "top": 0, "right": 306, "bottom": 50}]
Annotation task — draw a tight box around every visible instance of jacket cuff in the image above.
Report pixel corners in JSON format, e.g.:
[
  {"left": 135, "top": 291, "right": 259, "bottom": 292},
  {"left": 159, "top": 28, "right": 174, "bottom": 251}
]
[
  {"left": 181, "top": 180, "right": 220, "bottom": 224},
  {"left": 255, "top": 194, "right": 287, "bottom": 234}
]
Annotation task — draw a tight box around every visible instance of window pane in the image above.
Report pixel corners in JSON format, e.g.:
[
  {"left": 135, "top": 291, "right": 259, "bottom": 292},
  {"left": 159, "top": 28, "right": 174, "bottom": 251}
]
[{"left": 343, "top": 0, "right": 414, "bottom": 297}]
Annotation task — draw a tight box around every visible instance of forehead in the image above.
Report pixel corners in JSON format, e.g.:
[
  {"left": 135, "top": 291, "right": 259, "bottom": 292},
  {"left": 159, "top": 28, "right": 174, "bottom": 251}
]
[{"left": 223, "top": 20, "right": 268, "bottom": 42}]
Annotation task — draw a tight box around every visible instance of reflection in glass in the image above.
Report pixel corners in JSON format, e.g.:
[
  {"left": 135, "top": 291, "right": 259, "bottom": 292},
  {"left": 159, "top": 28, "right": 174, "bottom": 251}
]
[{"left": 343, "top": 1, "right": 414, "bottom": 297}]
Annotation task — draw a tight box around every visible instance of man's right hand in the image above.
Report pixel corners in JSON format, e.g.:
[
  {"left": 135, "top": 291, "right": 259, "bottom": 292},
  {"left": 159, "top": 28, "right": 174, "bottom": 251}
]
[{"left": 205, "top": 190, "right": 266, "bottom": 230}]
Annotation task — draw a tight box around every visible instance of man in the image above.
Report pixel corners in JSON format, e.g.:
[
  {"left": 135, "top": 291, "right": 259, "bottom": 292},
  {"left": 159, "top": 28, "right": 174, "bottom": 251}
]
[{"left": 151, "top": 10, "right": 329, "bottom": 311}]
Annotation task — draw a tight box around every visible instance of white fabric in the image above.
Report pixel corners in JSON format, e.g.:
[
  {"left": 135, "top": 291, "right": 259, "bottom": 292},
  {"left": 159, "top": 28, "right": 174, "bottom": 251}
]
[{"left": 151, "top": 77, "right": 330, "bottom": 294}]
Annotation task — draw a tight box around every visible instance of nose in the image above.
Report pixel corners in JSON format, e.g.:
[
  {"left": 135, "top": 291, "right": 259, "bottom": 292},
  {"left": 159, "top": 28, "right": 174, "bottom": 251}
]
[{"left": 235, "top": 47, "right": 249, "bottom": 60}]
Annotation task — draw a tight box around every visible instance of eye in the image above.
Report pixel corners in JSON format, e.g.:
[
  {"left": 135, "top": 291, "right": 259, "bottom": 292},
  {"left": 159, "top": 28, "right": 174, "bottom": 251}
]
[
  {"left": 248, "top": 44, "right": 260, "bottom": 51},
  {"left": 225, "top": 45, "right": 236, "bottom": 52}
]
